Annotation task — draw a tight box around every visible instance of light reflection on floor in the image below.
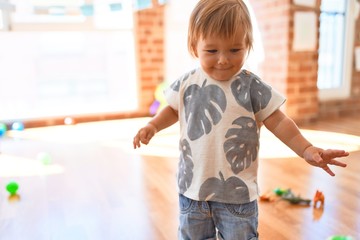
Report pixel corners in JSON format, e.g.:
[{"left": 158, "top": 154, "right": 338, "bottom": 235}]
[
  {"left": 3, "top": 118, "right": 360, "bottom": 173},
  {"left": 0, "top": 154, "right": 64, "bottom": 178},
  {"left": 259, "top": 128, "right": 360, "bottom": 159}
]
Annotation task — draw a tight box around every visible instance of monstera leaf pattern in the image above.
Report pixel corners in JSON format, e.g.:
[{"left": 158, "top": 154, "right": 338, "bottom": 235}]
[
  {"left": 199, "top": 171, "right": 250, "bottom": 203},
  {"left": 170, "top": 69, "right": 196, "bottom": 91},
  {"left": 184, "top": 80, "right": 227, "bottom": 140},
  {"left": 231, "top": 72, "right": 272, "bottom": 113},
  {"left": 223, "top": 117, "right": 259, "bottom": 174},
  {"left": 178, "top": 139, "right": 194, "bottom": 193}
]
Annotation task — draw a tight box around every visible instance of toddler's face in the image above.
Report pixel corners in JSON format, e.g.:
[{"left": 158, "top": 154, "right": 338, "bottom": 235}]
[{"left": 196, "top": 30, "right": 247, "bottom": 81}]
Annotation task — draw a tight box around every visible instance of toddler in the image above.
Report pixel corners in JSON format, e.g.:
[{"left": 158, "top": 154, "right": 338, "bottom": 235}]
[{"left": 133, "top": 0, "right": 349, "bottom": 239}]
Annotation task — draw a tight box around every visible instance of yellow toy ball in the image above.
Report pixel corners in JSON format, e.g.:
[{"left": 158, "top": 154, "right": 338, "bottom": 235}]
[{"left": 150, "top": 82, "right": 168, "bottom": 114}]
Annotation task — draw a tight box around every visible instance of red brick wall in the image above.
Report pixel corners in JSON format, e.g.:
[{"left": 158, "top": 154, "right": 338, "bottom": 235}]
[
  {"left": 286, "top": 4, "right": 320, "bottom": 122},
  {"left": 133, "top": 1, "right": 165, "bottom": 114}
]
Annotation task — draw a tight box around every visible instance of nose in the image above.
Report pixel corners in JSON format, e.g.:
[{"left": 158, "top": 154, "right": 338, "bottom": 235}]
[{"left": 218, "top": 53, "right": 229, "bottom": 65}]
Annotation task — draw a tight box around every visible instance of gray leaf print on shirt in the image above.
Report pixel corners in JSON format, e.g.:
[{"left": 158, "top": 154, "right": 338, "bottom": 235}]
[
  {"left": 199, "top": 171, "right": 250, "bottom": 203},
  {"left": 178, "top": 139, "right": 194, "bottom": 194},
  {"left": 170, "top": 69, "right": 196, "bottom": 91},
  {"left": 224, "top": 117, "right": 259, "bottom": 174},
  {"left": 231, "top": 72, "right": 272, "bottom": 113},
  {"left": 184, "top": 80, "right": 227, "bottom": 141}
]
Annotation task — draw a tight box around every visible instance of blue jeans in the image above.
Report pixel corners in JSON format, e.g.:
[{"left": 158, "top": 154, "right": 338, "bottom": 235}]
[{"left": 178, "top": 194, "right": 259, "bottom": 240}]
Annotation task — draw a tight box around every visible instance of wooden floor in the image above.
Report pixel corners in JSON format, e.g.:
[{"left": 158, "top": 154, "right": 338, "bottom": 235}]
[{"left": 0, "top": 115, "right": 359, "bottom": 240}]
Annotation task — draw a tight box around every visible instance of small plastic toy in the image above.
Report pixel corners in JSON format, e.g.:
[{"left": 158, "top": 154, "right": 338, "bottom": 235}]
[
  {"left": 0, "top": 123, "right": 7, "bottom": 137},
  {"left": 149, "top": 82, "right": 168, "bottom": 115},
  {"left": 280, "top": 189, "right": 311, "bottom": 205},
  {"left": 11, "top": 122, "right": 24, "bottom": 131},
  {"left": 259, "top": 190, "right": 277, "bottom": 202},
  {"left": 37, "top": 152, "right": 52, "bottom": 165},
  {"left": 273, "top": 187, "right": 288, "bottom": 196},
  {"left": 260, "top": 188, "right": 311, "bottom": 205},
  {"left": 6, "top": 181, "right": 19, "bottom": 195},
  {"left": 313, "top": 190, "right": 325, "bottom": 208},
  {"left": 327, "top": 235, "right": 354, "bottom": 240}
]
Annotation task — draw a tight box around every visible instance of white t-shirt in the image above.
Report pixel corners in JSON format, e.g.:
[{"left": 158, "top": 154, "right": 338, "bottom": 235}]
[{"left": 165, "top": 68, "right": 286, "bottom": 204}]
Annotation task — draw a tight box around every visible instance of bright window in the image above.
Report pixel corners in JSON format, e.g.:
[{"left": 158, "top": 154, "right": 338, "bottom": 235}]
[
  {"left": 0, "top": 1, "right": 138, "bottom": 121},
  {"left": 317, "top": 0, "right": 356, "bottom": 100},
  {"left": 0, "top": 9, "right": 3, "bottom": 29}
]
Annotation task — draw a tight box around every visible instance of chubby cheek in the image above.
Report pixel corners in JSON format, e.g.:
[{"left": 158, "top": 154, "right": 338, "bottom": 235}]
[
  {"left": 235, "top": 59, "right": 245, "bottom": 70},
  {"left": 199, "top": 55, "right": 216, "bottom": 69},
  {"left": 199, "top": 62, "right": 215, "bottom": 77}
]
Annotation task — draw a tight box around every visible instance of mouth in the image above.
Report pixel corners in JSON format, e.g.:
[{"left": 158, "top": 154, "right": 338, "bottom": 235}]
[{"left": 215, "top": 67, "right": 231, "bottom": 71}]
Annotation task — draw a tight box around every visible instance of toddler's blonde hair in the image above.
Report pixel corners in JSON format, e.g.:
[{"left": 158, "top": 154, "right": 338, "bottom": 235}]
[{"left": 188, "top": 0, "right": 253, "bottom": 57}]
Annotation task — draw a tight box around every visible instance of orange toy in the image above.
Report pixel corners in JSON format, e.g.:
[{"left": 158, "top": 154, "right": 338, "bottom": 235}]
[{"left": 313, "top": 190, "right": 325, "bottom": 208}]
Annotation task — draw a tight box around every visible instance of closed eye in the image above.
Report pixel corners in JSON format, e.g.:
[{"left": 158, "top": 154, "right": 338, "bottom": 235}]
[
  {"left": 206, "top": 49, "right": 217, "bottom": 53},
  {"left": 230, "top": 49, "right": 241, "bottom": 53}
]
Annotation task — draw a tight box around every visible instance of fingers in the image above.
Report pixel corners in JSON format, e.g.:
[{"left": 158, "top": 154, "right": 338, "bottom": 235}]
[
  {"left": 328, "top": 159, "right": 347, "bottom": 168},
  {"left": 133, "top": 127, "right": 155, "bottom": 149},
  {"left": 319, "top": 150, "right": 348, "bottom": 176},
  {"left": 321, "top": 160, "right": 347, "bottom": 176},
  {"left": 320, "top": 149, "right": 348, "bottom": 167},
  {"left": 304, "top": 148, "right": 349, "bottom": 176},
  {"left": 321, "top": 149, "right": 349, "bottom": 160},
  {"left": 133, "top": 132, "right": 144, "bottom": 149},
  {"left": 133, "top": 135, "right": 140, "bottom": 149},
  {"left": 322, "top": 165, "right": 335, "bottom": 177},
  {"left": 311, "top": 150, "right": 348, "bottom": 176}
]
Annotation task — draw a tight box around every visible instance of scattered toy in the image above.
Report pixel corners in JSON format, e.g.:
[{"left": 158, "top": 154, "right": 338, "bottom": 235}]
[
  {"left": 149, "top": 82, "right": 168, "bottom": 115},
  {"left": 281, "top": 189, "right": 311, "bottom": 205},
  {"left": 37, "top": 152, "right": 52, "bottom": 165},
  {"left": 327, "top": 235, "right": 354, "bottom": 240},
  {"left": 259, "top": 190, "right": 278, "bottom": 202},
  {"left": 6, "top": 181, "right": 19, "bottom": 196},
  {"left": 260, "top": 187, "right": 312, "bottom": 205},
  {"left": 313, "top": 190, "right": 325, "bottom": 208},
  {"left": 11, "top": 122, "right": 24, "bottom": 131},
  {"left": 273, "top": 187, "right": 288, "bottom": 196},
  {"left": 0, "top": 123, "right": 7, "bottom": 137}
]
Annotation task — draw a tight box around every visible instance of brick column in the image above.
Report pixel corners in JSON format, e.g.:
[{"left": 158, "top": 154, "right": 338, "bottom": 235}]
[{"left": 133, "top": 1, "right": 165, "bottom": 114}]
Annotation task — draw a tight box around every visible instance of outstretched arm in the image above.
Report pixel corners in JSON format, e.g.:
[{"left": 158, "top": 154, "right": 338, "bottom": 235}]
[
  {"left": 133, "top": 105, "right": 178, "bottom": 149},
  {"left": 263, "top": 109, "right": 349, "bottom": 176}
]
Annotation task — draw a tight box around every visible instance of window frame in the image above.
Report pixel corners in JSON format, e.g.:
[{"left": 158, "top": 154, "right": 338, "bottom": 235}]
[{"left": 318, "top": 0, "right": 356, "bottom": 101}]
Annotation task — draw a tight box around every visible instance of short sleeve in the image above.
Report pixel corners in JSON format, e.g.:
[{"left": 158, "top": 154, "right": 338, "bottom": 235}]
[
  {"left": 164, "top": 82, "right": 180, "bottom": 111},
  {"left": 164, "top": 69, "right": 198, "bottom": 111},
  {"left": 255, "top": 87, "right": 286, "bottom": 122}
]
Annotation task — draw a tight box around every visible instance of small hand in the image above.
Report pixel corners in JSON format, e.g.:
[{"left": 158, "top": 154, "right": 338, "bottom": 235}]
[
  {"left": 303, "top": 146, "right": 349, "bottom": 176},
  {"left": 133, "top": 123, "right": 157, "bottom": 149}
]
